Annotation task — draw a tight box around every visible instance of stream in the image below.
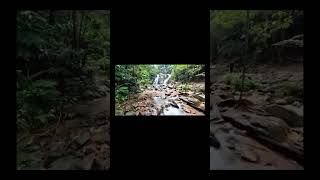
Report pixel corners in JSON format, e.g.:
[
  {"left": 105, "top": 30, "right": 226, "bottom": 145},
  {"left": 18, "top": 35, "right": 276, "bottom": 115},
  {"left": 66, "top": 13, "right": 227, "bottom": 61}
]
[{"left": 117, "top": 73, "right": 205, "bottom": 116}]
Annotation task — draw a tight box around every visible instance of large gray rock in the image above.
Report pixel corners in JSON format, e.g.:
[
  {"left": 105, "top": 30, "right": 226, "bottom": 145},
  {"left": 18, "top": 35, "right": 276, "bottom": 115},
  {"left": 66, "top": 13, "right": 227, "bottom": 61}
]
[
  {"left": 48, "top": 155, "right": 80, "bottom": 170},
  {"left": 265, "top": 105, "right": 303, "bottom": 127},
  {"left": 221, "top": 109, "right": 290, "bottom": 142}
]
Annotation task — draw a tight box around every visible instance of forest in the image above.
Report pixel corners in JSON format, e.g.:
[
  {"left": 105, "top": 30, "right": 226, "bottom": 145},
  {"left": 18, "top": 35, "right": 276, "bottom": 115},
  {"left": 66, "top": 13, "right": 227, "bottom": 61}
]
[
  {"left": 16, "top": 10, "right": 110, "bottom": 170},
  {"left": 115, "top": 65, "right": 205, "bottom": 116},
  {"left": 210, "top": 10, "right": 304, "bottom": 170}
]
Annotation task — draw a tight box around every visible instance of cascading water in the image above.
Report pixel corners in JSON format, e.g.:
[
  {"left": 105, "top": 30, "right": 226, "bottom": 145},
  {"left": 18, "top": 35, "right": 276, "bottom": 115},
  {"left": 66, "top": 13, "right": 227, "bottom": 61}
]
[
  {"left": 153, "top": 74, "right": 160, "bottom": 85},
  {"left": 163, "top": 74, "right": 171, "bottom": 86}
]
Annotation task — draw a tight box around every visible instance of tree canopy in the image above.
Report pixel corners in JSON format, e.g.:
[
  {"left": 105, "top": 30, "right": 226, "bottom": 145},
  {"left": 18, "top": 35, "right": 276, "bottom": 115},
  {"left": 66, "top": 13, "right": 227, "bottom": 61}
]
[{"left": 210, "top": 10, "right": 303, "bottom": 62}]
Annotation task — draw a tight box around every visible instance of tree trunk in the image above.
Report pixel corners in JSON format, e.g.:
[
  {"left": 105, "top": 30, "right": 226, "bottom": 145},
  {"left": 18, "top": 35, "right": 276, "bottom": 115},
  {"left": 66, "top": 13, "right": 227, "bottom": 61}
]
[
  {"left": 48, "top": 10, "right": 55, "bottom": 25},
  {"left": 239, "top": 10, "right": 249, "bottom": 102},
  {"left": 72, "top": 10, "right": 81, "bottom": 67}
]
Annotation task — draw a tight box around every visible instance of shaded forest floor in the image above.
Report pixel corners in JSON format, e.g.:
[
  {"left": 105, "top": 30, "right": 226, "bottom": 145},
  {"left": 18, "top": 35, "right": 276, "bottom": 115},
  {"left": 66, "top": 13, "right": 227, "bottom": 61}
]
[
  {"left": 116, "top": 82, "right": 205, "bottom": 116},
  {"left": 210, "top": 60, "right": 303, "bottom": 170},
  {"left": 17, "top": 74, "right": 110, "bottom": 170}
]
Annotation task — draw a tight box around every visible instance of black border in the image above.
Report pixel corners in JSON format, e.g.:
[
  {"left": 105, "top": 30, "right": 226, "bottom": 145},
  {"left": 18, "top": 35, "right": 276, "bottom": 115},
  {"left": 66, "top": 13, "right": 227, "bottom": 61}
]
[{"left": 10, "top": 0, "right": 311, "bottom": 176}]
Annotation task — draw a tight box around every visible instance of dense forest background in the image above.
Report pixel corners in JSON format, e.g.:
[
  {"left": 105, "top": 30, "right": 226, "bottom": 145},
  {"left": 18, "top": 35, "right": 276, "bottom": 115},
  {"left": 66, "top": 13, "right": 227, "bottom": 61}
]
[
  {"left": 17, "top": 10, "right": 110, "bottom": 131},
  {"left": 210, "top": 10, "right": 303, "bottom": 63},
  {"left": 115, "top": 65, "right": 204, "bottom": 103}
]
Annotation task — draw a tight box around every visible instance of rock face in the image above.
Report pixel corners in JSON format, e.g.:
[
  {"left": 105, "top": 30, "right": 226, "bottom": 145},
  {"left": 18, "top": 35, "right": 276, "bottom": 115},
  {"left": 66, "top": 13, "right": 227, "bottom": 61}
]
[
  {"left": 265, "top": 105, "right": 303, "bottom": 127},
  {"left": 48, "top": 155, "right": 80, "bottom": 170},
  {"left": 221, "top": 109, "right": 290, "bottom": 142},
  {"left": 241, "top": 149, "right": 259, "bottom": 163}
]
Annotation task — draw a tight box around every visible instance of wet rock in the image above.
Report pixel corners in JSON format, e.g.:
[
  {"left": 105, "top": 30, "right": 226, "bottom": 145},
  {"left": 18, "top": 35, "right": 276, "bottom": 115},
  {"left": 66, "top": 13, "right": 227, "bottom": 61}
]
[
  {"left": 265, "top": 105, "right": 303, "bottom": 127},
  {"left": 125, "top": 111, "right": 136, "bottom": 116},
  {"left": 217, "top": 99, "right": 236, "bottom": 108},
  {"left": 220, "top": 85, "right": 231, "bottom": 91},
  {"left": 218, "top": 92, "right": 234, "bottom": 100},
  {"left": 293, "top": 101, "right": 302, "bottom": 107},
  {"left": 241, "top": 149, "right": 259, "bottom": 163},
  {"left": 179, "top": 92, "right": 189, "bottom": 96},
  {"left": 275, "top": 99, "right": 287, "bottom": 105},
  {"left": 194, "top": 94, "right": 205, "bottom": 101},
  {"left": 222, "top": 109, "right": 289, "bottom": 142},
  {"left": 48, "top": 155, "right": 79, "bottom": 170},
  {"left": 75, "top": 153, "right": 95, "bottom": 170},
  {"left": 199, "top": 103, "right": 205, "bottom": 111},
  {"left": 183, "top": 108, "right": 191, "bottom": 113},
  {"left": 91, "top": 133, "right": 106, "bottom": 145},
  {"left": 211, "top": 95, "right": 223, "bottom": 106},
  {"left": 75, "top": 132, "right": 91, "bottom": 147}
]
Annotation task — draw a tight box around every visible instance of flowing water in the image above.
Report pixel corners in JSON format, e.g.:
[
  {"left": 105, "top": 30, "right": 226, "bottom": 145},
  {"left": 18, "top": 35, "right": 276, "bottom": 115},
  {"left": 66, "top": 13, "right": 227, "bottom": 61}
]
[
  {"left": 163, "top": 74, "right": 171, "bottom": 86},
  {"left": 153, "top": 74, "right": 160, "bottom": 85}
]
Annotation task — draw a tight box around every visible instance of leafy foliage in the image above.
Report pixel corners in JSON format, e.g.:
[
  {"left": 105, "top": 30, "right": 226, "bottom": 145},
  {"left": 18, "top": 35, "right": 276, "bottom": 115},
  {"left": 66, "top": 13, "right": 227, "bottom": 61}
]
[
  {"left": 172, "top": 65, "right": 204, "bottom": 82},
  {"left": 115, "top": 85, "right": 129, "bottom": 103},
  {"left": 224, "top": 73, "right": 259, "bottom": 91},
  {"left": 17, "top": 80, "right": 60, "bottom": 130},
  {"left": 210, "top": 10, "right": 303, "bottom": 61}
]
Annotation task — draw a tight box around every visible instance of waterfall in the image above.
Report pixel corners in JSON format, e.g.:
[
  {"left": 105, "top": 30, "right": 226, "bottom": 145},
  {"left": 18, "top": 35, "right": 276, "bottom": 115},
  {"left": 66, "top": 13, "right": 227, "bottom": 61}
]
[
  {"left": 163, "top": 74, "right": 171, "bottom": 86},
  {"left": 153, "top": 74, "right": 160, "bottom": 85}
]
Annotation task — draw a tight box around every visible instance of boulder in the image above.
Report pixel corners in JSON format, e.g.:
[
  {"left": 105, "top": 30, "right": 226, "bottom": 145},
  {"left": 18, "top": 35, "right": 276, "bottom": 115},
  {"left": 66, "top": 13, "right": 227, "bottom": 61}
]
[
  {"left": 48, "top": 155, "right": 79, "bottom": 170},
  {"left": 265, "top": 105, "right": 303, "bottom": 127},
  {"left": 125, "top": 111, "right": 136, "bottom": 116},
  {"left": 241, "top": 149, "right": 259, "bottom": 163},
  {"left": 275, "top": 99, "right": 287, "bottom": 105},
  {"left": 75, "top": 153, "right": 95, "bottom": 170},
  {"left": 221, "top": 109, "right": 289, "bottom": 142},
  {"left": 217, "top": 98, "right": 236, "bottom": 108},
  {"left": 194, "top": 94, "right": 205, "bottom": 101},
  {"left": 74, "top": 132, "right": 91, "bottom": 147}
]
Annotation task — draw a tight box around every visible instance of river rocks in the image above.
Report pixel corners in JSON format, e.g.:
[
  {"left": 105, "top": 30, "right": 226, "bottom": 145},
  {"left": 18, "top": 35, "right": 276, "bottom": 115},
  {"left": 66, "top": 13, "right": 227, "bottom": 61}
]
[
  {"left": 265, "top": 105, "right": 303, "bottom": 127},
  {"left": 217, "top": 98, "right": 236, "bottom": 108},
  {"left": 183, "top": 108, "right": 191, "bottom": 113},
  {"left": 125, "top": 111, "right": 135, "bottom": 116},
  {"left": 241, "top": 148, "right": 259, "bottom": 163},
  {"left": 211, "top": 95, "right": 223, "bottom": 106},
  {"left": 75, "top": 153, "right": 95, "bottom": 170},
  {"left": 199, "top": 103, "right": 205, "bottom": 111},
  {"left": 74, "top": 132, "right": 91, "bottom": 147},
  {"left": 194, "top": 94, "right": 205, "bottom": 101},
  {"left": 48, "top": 155, "right": 80, "bottom": 170},
  {"left": 275, "top": 99, "right": 287, "bottom": 105},
  {"left": 218, "top": 92, "right": 234, "bottom": 100},
  {"left": 91, "top": 133, "right": 106, "bottom": 145}
]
